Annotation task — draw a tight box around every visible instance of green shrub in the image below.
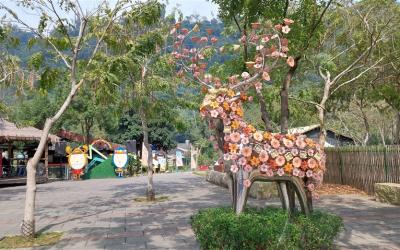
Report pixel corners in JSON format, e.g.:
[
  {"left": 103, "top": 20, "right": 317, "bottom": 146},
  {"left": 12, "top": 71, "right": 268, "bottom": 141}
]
[
  {"left": 126, "top": 155, "right": 142, "bottom": 176},
  {"left": 191, "top": 207, "right": 343, "bottom": 250}
]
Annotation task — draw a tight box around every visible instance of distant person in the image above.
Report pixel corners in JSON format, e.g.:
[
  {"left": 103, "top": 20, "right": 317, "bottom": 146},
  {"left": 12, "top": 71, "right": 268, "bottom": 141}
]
[{"left": 2, "top": 153, "right": 11, "bottom": 177}]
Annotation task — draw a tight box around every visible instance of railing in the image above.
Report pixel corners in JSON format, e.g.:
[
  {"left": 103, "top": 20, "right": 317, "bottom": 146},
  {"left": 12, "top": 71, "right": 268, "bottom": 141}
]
[
  {"left": 48, "top": 163, "right": 70, "bottom": 180},
  {"left": 324, "top": 146, "right": 400, "bottom": 194}
]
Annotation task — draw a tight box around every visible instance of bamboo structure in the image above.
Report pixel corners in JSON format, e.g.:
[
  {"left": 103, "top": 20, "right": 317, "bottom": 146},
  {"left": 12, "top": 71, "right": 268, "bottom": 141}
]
[{"left": 324, "top": 146, "right": 400, "bottom": 194}]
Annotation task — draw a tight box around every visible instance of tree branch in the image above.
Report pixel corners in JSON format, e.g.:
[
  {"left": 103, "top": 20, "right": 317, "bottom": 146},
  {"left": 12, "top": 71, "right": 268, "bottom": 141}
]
[
  {"left": 331, "top": 57, "right": 384, "bottom": 95},
  {"left": 48, "top": 0, "right": 73, "bottom": 48},
  {"left": 288, "top": 95, "right": 326, "bottom": 110},
  {"left": 0, "top": 4, "right": 72, "bottom": 69},
  {"left": 302, "top": 0, "right": 333, "bottom": 52}
]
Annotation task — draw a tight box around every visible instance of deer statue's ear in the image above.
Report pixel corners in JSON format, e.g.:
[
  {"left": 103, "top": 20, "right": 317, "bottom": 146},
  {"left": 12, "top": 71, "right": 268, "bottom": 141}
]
[
  {"left": 81, "top": 145, "right": 88, "bottom": 153},
  {"left": 65, "top": 146, "right": 72, "bottom": 155}
]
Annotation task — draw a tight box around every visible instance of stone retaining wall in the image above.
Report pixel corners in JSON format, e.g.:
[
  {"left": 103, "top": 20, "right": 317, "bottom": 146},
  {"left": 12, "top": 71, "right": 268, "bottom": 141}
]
[
  {"left": 374, "top": 183, "right": 400, "bottom": 205},
  {"left": 205, "top": 170, "right": 278, "bottom": 199}
]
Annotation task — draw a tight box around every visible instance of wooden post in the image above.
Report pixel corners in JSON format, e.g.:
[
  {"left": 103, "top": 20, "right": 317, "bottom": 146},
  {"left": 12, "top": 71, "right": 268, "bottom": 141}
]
[
  {"left": 8, "top": 143, "right": 13, "bottom": 175},
  {"left": 44, "top": 142, "right": 48, "bottom": 179},
  {"left": 0, "top": 150, "right": 3, "bottom": 178}
]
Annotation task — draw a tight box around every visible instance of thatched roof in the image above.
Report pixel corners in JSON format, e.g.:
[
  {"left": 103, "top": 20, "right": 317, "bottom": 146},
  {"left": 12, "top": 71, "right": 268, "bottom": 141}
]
[{"left": 0, "top": 119, "right": 60, "bottom": 143}]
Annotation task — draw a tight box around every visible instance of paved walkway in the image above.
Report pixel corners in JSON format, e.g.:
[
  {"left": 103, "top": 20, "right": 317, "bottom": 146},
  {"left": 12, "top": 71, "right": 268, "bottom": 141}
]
[{"left": 0, "top": 173, "right": 399, "bottom": 250}]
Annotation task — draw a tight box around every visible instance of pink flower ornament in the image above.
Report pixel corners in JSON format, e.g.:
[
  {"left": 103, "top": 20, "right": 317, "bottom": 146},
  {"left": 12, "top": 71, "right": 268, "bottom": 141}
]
[
  {"left": 210, "top": 110, "right": 219, "bottom": 118},
  {"left": 244, "top": 164, "right": 252, "bottom": 173},
  {"left": 292, "top": 168, "right": 300, "bottom": 176},
  {"left": 230, "top": 164, "right": 239, "bottom": 173}
]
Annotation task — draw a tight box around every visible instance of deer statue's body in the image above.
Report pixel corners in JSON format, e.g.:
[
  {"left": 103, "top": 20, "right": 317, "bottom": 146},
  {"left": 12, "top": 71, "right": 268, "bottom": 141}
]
[
  {"left": 201, "top": 87, "right": 326, "bottom": 215},
  {"left": 171, "top": 18, "right": 326, "bottom": 215}
]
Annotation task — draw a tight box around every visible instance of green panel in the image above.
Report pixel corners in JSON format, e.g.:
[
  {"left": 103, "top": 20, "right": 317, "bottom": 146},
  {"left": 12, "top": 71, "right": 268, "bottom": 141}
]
[{"left": 83, "top": 157, "right": 116, "bottom": 179}]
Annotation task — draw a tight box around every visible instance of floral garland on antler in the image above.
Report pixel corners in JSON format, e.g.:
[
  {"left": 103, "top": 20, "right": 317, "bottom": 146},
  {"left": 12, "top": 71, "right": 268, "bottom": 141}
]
[{"left": 170, "top": 19, "right": 325, "bottom": 196}]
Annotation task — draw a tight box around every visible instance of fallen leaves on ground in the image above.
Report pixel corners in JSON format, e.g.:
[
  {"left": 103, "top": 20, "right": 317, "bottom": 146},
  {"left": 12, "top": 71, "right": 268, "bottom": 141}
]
[{"left": 317, "top": 184, "right": 368, "bottom": 196}]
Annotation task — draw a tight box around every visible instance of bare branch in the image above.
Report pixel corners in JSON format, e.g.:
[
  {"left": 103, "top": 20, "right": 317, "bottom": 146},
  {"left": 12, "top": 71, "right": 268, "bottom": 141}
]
[
  {"left": 331, "top": 37, "right": 383, "bottom": 84},
  {"left": 82, "top": 0, "right": 121, "bottom": 72},
  {"left": 335, "top": 113, "right": 363, "bottom": 145},
  {"left": 48, "top": 0, "right": 73, "bottom": 48},
  {"left": 329, "top": 43, "right": 357, "bottom": 62},
  {"left": 233, "top": 15, "right": 242, "bottom": 34},
  {"left": 231, "top": 73, "right": 260, "bottom": 90},
  {"left": 318, "top": 66, "right": 330, "bottom": 82},
  {"left": 288, "top": 95, "right": 326, "bottom": 110},
  {"left": 331, "top": 57, "right": 384, "bottom": 95},
  {"left": 75, "top": 0, "right": 85, "bottom": 18},
  {"left": 302, "top": 0, "right": 333, "bottom": 52}
]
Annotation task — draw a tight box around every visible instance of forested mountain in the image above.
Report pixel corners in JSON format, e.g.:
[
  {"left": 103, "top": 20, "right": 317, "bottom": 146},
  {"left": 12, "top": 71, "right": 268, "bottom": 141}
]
[{"left": 1, "top": 0, "right": 400, "bottom": 148}]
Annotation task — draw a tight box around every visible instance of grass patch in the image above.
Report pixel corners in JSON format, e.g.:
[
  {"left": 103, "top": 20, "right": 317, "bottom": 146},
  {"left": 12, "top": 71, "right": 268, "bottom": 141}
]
[
  {"left": 0, "top": 232, "right": 63, "bottom": 249},
  {"left": 191, "top": 207, "right": 343, "bottom": 250},
  {"left": 134, "top": 195, "right": 170, "bottom": 203}
]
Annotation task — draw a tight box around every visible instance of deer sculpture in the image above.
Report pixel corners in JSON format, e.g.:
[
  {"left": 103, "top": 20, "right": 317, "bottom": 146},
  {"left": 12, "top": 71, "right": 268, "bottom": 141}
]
[
  {"left": 170, "top": 18, "right": 326, "bottom": 215},
  {"left": 200, "top": 85, "right": 325, "bottom": 215}
]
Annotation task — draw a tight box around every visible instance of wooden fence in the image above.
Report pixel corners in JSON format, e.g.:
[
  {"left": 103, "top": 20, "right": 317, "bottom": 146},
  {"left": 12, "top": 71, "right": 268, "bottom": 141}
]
[{"left": 324, "top": 146, "right": 400, "bottom": 194}]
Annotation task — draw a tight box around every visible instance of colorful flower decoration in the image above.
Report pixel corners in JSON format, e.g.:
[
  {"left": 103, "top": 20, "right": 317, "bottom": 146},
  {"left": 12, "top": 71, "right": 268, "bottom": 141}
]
[{"left": 170, "top": 18, "right": 325, "bottom": 194}]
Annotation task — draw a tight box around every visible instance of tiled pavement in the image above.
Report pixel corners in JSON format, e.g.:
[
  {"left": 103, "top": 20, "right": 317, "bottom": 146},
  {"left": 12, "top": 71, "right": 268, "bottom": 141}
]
[{"left": 0, "top": 172, "right": 399, "bottom": 249}]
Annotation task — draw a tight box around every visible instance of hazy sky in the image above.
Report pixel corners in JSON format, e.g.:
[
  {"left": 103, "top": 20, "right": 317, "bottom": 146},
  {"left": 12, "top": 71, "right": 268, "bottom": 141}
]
[{"left": 0, "top": 0, "right": 219, "bottom": 27}]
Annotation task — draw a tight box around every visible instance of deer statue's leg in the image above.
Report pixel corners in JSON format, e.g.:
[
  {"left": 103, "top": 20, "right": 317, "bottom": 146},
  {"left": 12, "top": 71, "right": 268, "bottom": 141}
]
[
  {"left": 290, "top": 178, "right": 311, "bottom": 216},
  {"left": 278, "top": 182, "right": 290, "bottom": 211},
  {"left": 229, "top": 173, "right": 234, "bottom": 204},
  {"left": 276, "top": 182, "right": 285, "bottom": 210},
  {"left": 306, "top": 190, "right": 313, "bottom": 212},
  {"left": 286, "top": 181, "right": 296, "bottom": 215},
  {"left": 233, "top": 169, "right": 249, "bottom": 214}
]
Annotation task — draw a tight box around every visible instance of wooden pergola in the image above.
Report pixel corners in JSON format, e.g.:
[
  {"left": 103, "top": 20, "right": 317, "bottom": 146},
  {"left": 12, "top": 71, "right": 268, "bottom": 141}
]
[{"left": 0, "top": 119, "right": 60, "bottom": 183}]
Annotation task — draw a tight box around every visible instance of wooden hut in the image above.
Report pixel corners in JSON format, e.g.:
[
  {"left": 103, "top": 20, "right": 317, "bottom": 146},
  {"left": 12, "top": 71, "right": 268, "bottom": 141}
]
[{"left": 0, "top": 119, "right": 60, "bottom": 185}]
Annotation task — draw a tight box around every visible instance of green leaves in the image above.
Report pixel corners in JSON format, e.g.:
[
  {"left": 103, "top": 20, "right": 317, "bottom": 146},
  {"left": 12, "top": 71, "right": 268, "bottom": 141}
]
[
  {"left": 27, "top": 37, "right": 37, "bottom": 50},
  {"left": 126, "top": 0, "right": 164, "bottom": 27},
  {"left": 0, "top": 26, "right": 5, "bottom": 42},
  {"left": 28, "top": 52, "right": 44, "bottom": 70},
  {"left": 38, "top": 13, "right": 49, "bottom": 34},
  {"left": 47, "top": 36, "right": 70, "bottom": 51},
  {"left": 38, "top": 68, "right": 61, "bottom": 90}
]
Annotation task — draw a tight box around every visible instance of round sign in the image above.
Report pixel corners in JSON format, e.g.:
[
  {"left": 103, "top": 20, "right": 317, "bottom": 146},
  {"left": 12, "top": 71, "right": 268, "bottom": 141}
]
[
  {"left": 113, "top": 151, "right": 128, "bottom": 168},
  {"left": 69, "top": 154, "right": 87, "bottom": 170}
]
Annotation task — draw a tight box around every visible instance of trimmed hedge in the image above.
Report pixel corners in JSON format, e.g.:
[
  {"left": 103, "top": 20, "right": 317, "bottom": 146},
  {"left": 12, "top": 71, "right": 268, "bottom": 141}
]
[{"left": 191, "top": 207, "right": 342, "bottom": 250}]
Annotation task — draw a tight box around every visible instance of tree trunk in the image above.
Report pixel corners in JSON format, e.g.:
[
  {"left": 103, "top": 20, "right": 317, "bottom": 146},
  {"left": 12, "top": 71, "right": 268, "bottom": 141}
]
[
  {"left": 359, "top": 104, "right": 370, "bottom": 146},
  {"left": 379, "top": 126, "right": 386, "bottom": 146},
  {"left": 256, "top": 90, "right": 274, "bottom": 132},
  {"left": 317, "top": 98, "right": 328, "bottom": 148},
  {"left": 85, "top": 119, "right": 93, "bottom": 145},
  {"left": 21, "top": 83, "right": 81, "bottom": 237},
  {"left": 140, "top": 105, "right": 155, "bottom": 201},
  {"left": 317, "top": 106, "right": 327, "bottom": 147},
  {"left": 280, "top": 57, "right": 299, "bottom": 134},
  {"left": 394, "top": 112, "right": 400, "bottom": 145},
  {"left": 21, "top": 119, "right": 52, "bottom": 238},
  {"left": 317, "top": 70, "right": 332, "bottom": 148}
]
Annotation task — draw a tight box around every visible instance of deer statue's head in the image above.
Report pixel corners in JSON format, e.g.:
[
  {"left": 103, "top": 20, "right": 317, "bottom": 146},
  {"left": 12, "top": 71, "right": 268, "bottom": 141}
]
[{"left": 200, "top": 87, "right": 247, "bottom": 121}]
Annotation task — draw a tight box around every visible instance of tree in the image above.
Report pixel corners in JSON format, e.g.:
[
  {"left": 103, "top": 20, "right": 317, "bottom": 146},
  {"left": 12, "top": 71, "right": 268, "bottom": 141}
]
[
  {"left": 107, "top": 109, "right": 180, "bottom": 151},
  {"left": 290, "top": 0, "right": 399, "bottom": 146},
  {"left": 98, "top": 0, "right": 176, "bottom": 200},
  {"left": 0, "top": 24, "right": 29, "bottom": 114},
  {"left": 211, "top": 0, "right": 333, "bottom": 133},
  {"left": 0, "top": 0, "right": 129, "bottom": 237},
  {"left": 364, "top": 0, "right": 400, "bottom": 144}
]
